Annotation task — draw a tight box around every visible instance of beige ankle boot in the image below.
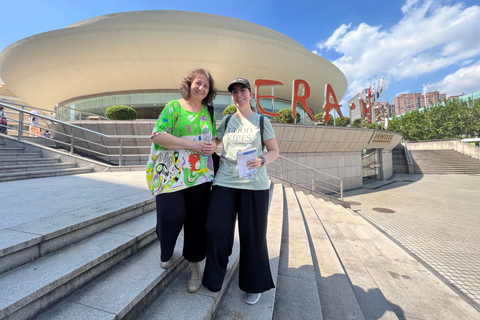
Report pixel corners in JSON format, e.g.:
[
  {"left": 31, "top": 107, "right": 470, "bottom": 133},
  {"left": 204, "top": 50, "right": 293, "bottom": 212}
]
[
  {"left": 160, "top": 256, "right": 174, "bottom": 269},
  {"left": 187, "top": 262, "right": 202, "bottom": 293}
]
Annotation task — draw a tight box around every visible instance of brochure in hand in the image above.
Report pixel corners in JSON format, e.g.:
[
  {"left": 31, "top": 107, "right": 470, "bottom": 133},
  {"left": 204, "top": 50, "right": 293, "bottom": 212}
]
[{"left": 237, "top": 145, "right": 257, "bottom": 178}]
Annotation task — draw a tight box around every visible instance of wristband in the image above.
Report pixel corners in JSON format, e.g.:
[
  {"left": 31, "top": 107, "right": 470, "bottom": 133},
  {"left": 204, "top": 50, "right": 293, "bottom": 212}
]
[{"left": 259, "top": 156, "right": 266, "bottom": 166}]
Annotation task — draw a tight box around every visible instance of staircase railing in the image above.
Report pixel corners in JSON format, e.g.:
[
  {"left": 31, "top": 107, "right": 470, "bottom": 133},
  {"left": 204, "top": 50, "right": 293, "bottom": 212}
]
[
  {"left": 0, "top": 102, "right": 150, "bottom": 166},
  {"left": 266, "top": 155, "right": 344, "bottom": 200},
  {"left": 57, "top": 105, "right": 109, "bottom": 121},
  {"left": 1, "top": 102, "right": 344, "bottom": 198},
  {"left": 401, "top": 140, "right": 414, "bottom": 174}
]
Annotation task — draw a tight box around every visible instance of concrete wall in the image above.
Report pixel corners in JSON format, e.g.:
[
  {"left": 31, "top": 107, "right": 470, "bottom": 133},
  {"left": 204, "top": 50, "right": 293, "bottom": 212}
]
[
  {"left": 47, "top": 120, "right": 402, "bottom": 190},
  {"left": 407, "top": 140, "right": 480, "bottom": 160}
]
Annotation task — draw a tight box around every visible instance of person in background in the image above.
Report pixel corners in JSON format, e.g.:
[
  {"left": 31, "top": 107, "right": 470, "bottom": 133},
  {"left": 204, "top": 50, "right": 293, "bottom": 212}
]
[
  {"left": 0, "top": 106, "right": 7, "bottom": 134},
  {"left": 202, "top": 77, "right": 279, "bottom": 305},
  {"left": 44, "top": 130, "right": 51, "bottom": 138},
  {"left": 146, "top": 68, "right": 217, "bottom": 293},
  {"left": 29, "top": 110, "right": 41, "bottom": 137}
]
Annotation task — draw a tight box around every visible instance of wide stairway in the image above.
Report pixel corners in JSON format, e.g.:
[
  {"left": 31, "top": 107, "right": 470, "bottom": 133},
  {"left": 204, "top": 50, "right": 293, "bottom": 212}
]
[
  {"left": 0, "top": 136, "right": 93, "bottom": 182},
  {"left": 410, "top": 149, "right": 480, "bottom": 174},
  {"left": 1, "top": 180, "right": 478, "bottom": 320}
]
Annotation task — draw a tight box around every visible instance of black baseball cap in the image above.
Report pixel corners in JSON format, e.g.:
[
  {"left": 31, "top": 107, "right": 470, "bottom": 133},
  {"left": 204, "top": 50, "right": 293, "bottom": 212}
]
[{"left": 227, "top": 77, "right": 251, "bottom": 92}]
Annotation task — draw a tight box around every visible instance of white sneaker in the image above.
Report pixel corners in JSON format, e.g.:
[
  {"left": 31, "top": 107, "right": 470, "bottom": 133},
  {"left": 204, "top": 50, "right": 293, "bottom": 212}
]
[{"left": 245, "top": 292, "right": 261, "bottom": 305}]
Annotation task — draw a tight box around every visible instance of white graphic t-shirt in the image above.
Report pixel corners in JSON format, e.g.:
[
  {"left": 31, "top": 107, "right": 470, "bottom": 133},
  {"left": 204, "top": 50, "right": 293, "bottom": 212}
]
[{"left": 213, "top": 113, "right": 275, "bottom": 190}]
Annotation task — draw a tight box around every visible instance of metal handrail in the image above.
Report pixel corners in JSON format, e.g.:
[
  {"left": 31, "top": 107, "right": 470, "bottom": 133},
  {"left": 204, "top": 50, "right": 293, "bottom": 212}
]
[
  {"left": 0, "top": 102, "right": 151, "bottom": 166},
  {"left": 57, "top": 105, "right": 109, "bottom": 120},
  {"left": 2, "top": 102, "right": 345, "bottom": 194},
  {"left": 400, "top": 140, "right": 414, "bottom": 174},
  {"left": 267, "top": 154, "right": 344, "bottom": 200},
  {"left": 1, "top": 101, "right": 54, "bottom": 116}
]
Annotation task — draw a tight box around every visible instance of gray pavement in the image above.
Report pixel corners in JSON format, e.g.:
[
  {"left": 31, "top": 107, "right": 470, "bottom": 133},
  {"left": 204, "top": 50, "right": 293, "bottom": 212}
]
[
  {"left": 1, "top": 171, "right": 152, "bottom": 229},
  {"left": 3, "top": 170, "right": 480, "bottom": 317},
  {"left": 343, "top": 173, "right": 480, "bottom": 311}
]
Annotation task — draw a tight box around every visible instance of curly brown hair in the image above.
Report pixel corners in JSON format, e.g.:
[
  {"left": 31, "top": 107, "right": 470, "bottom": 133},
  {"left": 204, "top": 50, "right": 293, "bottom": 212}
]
[{"left": 180, "top": 68, "right": 217, "bottom": 106}]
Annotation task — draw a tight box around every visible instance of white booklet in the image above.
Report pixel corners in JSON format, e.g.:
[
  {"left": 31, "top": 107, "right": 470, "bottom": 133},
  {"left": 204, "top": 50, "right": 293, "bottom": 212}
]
[{"left": 237, "top": 146, "right": 257, "bottom": 178}]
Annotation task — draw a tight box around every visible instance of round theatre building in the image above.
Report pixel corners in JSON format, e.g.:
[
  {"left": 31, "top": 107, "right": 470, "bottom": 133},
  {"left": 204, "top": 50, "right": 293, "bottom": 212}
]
[
  {"left": 0, "top": 10, "right": 347, "bottom": 121},
  {"left": 0, "top": 10, "right": 402, "bottom": 190}
]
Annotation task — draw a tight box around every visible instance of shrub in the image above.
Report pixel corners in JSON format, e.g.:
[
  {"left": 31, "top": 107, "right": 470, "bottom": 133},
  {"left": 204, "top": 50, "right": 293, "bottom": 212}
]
[
  {"left": 105, "top": 105, "right": 137, "bottom": 120},
  {"left": 274, "top": 108, "right": 301, "bottom": 123},
  {"left": 223, "top": 104, "right": 237, "bottom": 116}
]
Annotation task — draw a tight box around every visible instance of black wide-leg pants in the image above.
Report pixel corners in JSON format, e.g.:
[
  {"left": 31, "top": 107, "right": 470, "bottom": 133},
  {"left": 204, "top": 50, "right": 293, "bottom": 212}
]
[
  {"left": 155, "top": 182, "right": 211, "bottom": 263},
  {"left": 202, "top": 185, "right": 275, "bottom": 293}
]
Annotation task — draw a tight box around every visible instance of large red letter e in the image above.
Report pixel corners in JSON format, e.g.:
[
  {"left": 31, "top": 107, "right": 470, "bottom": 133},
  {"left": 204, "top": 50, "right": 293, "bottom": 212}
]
[{"left": 255, "top": 79, "right": 282, "bottom": 117}]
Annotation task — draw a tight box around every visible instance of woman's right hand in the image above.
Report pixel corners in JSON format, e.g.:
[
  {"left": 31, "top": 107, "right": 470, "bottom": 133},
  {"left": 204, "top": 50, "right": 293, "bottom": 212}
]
[
  {"left": 201, "top": 141, "right": 217, "bottom": 156},
  {"left": 188, "top": 140, "right": 210, "bottom": 154}
]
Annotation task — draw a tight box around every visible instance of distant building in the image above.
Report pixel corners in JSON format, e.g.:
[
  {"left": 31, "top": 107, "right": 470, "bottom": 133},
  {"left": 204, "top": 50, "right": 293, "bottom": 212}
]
[
  {"left": 448, "top": 91, "right": 480, "bottom": 106},
  {"left": 393, "top": 91, "right": 446, "bottom": 115},
  {"left": 380, "top": 102, "right": 395, "bottom": 118}
]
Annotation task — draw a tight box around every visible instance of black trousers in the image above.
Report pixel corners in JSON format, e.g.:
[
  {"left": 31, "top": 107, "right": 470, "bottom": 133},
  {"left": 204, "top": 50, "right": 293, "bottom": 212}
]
[
  {"left": 155, "top": 182, "right": 211, "bottom": 263},
  {"left": 202, "top": 185, "right": 275, "bottom": 293}
]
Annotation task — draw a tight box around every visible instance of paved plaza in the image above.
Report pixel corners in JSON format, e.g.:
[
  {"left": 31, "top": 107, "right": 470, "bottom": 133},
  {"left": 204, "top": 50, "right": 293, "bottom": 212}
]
[{"left": 344, "top": 173, "right": 480, "bottom": 310}]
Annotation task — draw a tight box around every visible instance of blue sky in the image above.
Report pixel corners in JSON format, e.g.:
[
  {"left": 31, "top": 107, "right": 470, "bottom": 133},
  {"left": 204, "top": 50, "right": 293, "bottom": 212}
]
[{"left": 2, "top": 0, "right": 480, "bottom": 116}]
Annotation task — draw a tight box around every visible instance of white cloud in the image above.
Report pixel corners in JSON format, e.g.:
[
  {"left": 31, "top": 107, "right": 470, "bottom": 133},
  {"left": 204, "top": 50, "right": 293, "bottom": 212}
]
[
  {"left": 316, "top": 23, "right": 351, "bottom": 50},
  {"left": 401, "top": 0, "right": 424, "bottom": 13},
  {"left": 315, "top": 1, "right": 480, "bottom": 100},
  {"left": 427, "top": 60, "right": 480, "bottom": 95}
]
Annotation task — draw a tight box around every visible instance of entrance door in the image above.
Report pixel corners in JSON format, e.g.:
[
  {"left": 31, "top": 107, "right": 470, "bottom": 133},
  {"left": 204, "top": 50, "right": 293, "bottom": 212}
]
[{"left": 361, "top": 148, "right": 382, "bottom": 184}]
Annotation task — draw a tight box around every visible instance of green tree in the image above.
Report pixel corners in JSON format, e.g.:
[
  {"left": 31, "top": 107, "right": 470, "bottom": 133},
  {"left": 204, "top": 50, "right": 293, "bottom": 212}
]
[
  {"left": 388, "top": 99, "right": 480, "bottom": 140},
  {"left": 352, "top": 118, "right": 362, "bottom": 128},
  {"left": 274, "top": 108, "right": 301, "bottom": 123},
  {"left": 223, "top": 104, "right": 237, "bottom": 116},
  {"left": 105, "top": 105, "right": 137, "bottom": 120},
  {"left": 351, "top": 118, "right": 370, "bottom": 128}
]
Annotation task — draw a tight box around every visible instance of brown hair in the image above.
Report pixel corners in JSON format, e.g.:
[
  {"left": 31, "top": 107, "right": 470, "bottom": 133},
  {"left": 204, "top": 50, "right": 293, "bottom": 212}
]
[{"left": 180, "top": 68, "right": 217, "bottom": 106}]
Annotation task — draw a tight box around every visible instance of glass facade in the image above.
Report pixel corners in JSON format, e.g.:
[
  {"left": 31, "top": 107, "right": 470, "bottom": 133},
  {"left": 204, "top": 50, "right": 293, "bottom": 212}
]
[
  {"left": 361, "top": 148, "right": 382, "bottom": 184},
  {"left": 57, "top": 91, "right": 313, "bottom": 123}
]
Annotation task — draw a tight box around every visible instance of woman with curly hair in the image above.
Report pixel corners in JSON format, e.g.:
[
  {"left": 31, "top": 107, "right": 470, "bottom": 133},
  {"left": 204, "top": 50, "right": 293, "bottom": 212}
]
[{"left": 146, "top": 68, "right": 218, "bottom": 293}]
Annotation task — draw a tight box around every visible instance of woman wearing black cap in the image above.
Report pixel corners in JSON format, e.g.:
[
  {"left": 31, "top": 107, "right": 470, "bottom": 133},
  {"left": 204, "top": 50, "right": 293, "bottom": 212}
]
[{"left": 202, "top": 77, "right": 279, "bottom": 305}]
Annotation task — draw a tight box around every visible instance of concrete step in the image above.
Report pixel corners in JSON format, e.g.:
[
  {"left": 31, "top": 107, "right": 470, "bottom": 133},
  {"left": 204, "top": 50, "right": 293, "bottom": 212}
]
[
  {"left": 273, "top": 187, "right": 323, "bottom": 320},
  {"left": 410, "top": 150, "right": 480, "bottom": 175},
  {"left": 297, "top": 191, "right": 364, "bottom": 320},
  {"left": 0, "top": 195, "right": 155, "bottom": 274},
  {"left": 0, "top": 162, "right": 77, "bottom": 173},
  {"left": 0, "top": 152, "right": 43, "bottom": 159},
  {"left": 0, "top": 157, "right": 59, "bottom": 166},
  {"left": 0, "top": 147, "right": 25, "bottom": 154},
  {"left": 309, "top": 197, "right": 399, "bottom": 319},
  {"left": 35, "top": 234, "right": 186, "bottom": 320},
  {"left": 308, "top": 196, "right": 479, "bottom": 320},
  {"left": 214, "top": 183, "right": 284, "bottom": 319},
  {"left": 0, "top": 167, "right": 95, "bottom": 182},
  {"left": 138, "top": 233, "right": 240, "bottom": 320},
  {"left": 0, "top": 211, "right": 157, "bottom": 320}
]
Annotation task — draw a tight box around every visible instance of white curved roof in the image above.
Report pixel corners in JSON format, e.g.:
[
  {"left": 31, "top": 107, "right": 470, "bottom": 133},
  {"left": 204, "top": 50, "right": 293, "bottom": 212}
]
[{"left": 0, "top": 10, "right": 347, "bottom": 113}]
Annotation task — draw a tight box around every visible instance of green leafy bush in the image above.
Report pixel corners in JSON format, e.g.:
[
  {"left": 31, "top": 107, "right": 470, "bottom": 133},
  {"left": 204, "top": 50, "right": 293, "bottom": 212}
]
[
  {"left": 274, "top": 108, "right": 301, "bottom": 123},
  {"left": 223, "top": 104, "right": 237, "bottom": 116},
  {"left": 105, "top": 105, "right": 137, "bottom": 120}
]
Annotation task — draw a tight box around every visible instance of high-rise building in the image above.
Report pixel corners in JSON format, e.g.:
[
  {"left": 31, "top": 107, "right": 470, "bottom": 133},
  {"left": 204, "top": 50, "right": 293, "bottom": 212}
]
[{"left": 393, "top": 91, "right": 446, "bottom": 115}]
